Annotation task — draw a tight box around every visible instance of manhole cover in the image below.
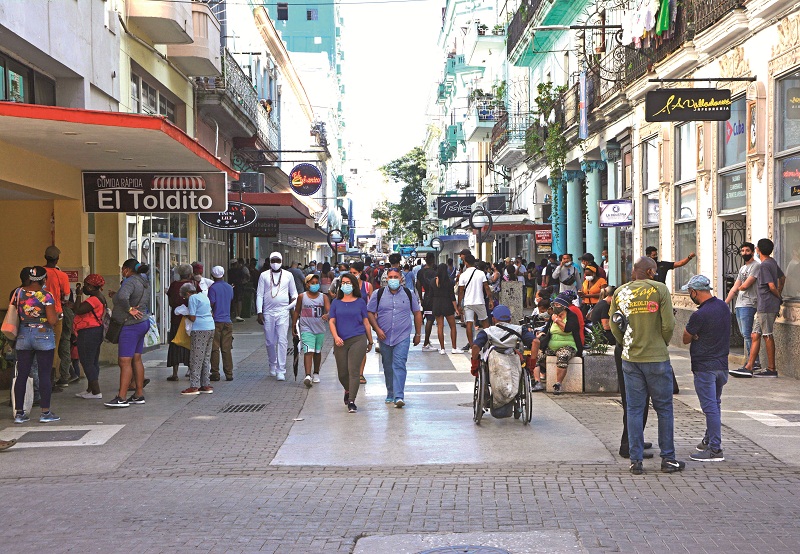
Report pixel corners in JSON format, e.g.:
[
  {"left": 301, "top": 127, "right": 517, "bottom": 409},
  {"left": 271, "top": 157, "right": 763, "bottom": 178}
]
[
  {"left": 220, "top": 403, "right": 266, "bottom": 413},
  {"left": 417, "top": 544, "right": 510, "bottom": 554},
  {"left": 17, "top": 430, "right": 90, "bottom": 443}
]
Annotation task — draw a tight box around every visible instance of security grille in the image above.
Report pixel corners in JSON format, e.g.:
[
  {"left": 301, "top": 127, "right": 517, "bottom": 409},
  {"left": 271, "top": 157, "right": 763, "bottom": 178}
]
[{"left": 220, "top": 404, "right": 266, "bottom": 414}]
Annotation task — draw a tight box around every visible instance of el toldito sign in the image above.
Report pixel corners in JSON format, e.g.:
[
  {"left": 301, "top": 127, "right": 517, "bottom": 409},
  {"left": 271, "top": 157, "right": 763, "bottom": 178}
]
[
  {"left": 598, "top": 199, "right": 633, "bottom": 228},
  {"left": 198, "top": 201, "right": 258, "bottom": 230},
  {"left": 82, "top": 172, "right": 227, "bottom": 213},
  {"left": 645, "top": 88, "right": 731, "bottom": 122},
  {"left": 289, "top": 163, "right": 323, "bottom": 196}
]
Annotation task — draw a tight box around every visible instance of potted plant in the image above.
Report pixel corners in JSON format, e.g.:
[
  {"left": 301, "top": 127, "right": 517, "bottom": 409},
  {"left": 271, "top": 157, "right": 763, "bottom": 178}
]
[
  {"left": 492, "top": 24, "right": 505, "bottom": 35},
  {"left": 477, "top": 23, "right": 488, "bottom": 35}
]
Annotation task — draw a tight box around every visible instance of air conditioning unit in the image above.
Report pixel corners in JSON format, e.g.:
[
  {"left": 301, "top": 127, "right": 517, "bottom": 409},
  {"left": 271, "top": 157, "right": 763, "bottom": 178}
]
[{"left": 532, "top": 204, "right": 544, "bottom": 220}]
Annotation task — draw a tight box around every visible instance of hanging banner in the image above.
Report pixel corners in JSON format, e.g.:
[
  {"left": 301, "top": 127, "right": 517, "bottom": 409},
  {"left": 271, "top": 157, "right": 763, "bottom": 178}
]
[
  {"left": 83, "top": 172, "right": 227, "bottom": 213},
  {"left": 436, "top": 195, "right": 476, "bottom": 218},
  {"left": 198, "top": 201, "right": 257, "bottom": 230},
  {"left": 579, "top": 71, "right": 589, "bottom": 140},
  {"left": 645, "top": 88, "right": 732, "bottom": 122},
  {"left": 289, "top": 163, "right": 323, "bottom": 196},
  {"left": 598, "top": 199, "right": 633, "bottom": 228}
]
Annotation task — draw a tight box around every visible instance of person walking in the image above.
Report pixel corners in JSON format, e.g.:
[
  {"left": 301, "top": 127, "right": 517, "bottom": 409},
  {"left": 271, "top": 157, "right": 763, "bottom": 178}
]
[
  {"left": 610, "top": 256, "right": 684, "bottom": 475},
  {"left": 208, "top": 266, "right": 234, "bottom": 382},
  {"left": 730, "top": 238, "right": 785, "bottom": 378},
  {"left": 228, "top": 259, "right": 246, "bottom": 322},
  {"left": 457, "top": 254, "right": 493, "bottom": 351},
  {"left": 180, "top": 283, "right": 215, "bottom": 395},
  {"left": 429, "top": 263, "right": 459, "bottom": 354},
  {"left": 681, "top": 275, "right": 730, "bottom": 462},
  {"left": 367, "top": 267, "right": 421, "bottom": 407},
  {"left": 724, "top": 242, "right": 760, "bottom": 373},
  {"left": 256, "top": 252, "right": 298, "bottom": 381},
  {"left": 416, "top": 253, "right": 438, "bottom": 352},
  {"left": 12, "top": 266, "right": 60, "bottom": 424},
  {"left": 329, "top": 273, "right": 372, "bottom": 413},
  {"left": 104, "top": 259, "right": 151, "bottom": 408},
  {"left": 166, "top": 264, "right": 195, "bottom": 382},
  {"left": 72, "top": 274, "right": 107, "bottom": 399},
  {"left": 292, "top": 273, "right": 330, "bottom": 388},
  {"left": 42, "top": 246, "right": 72, "bottom": 390}
]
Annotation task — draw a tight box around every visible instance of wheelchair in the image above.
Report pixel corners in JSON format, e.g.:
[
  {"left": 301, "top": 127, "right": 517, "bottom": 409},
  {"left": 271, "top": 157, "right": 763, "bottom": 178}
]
[{"left": 472, "top": 346, "right": 533, "bottom": 425}]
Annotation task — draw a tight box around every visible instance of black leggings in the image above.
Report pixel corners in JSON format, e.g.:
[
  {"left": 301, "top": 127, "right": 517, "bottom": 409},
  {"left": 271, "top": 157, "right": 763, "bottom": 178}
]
[{"left": 15, "top": 349, "right": 55, "bottom": 411}]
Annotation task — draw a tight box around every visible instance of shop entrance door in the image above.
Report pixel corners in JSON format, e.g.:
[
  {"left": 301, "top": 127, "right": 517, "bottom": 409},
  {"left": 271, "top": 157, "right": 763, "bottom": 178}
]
[
  {"left": 151, "top": 239, "right": 170, "bottom": 344},
  {"left": 722, "top": 218, "right": 746, "bottom": 349}
]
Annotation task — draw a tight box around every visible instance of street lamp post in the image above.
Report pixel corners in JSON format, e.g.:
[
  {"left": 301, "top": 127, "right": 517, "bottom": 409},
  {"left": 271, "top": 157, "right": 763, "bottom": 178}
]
[
  {"left": 469, "top": 207, "right": 493, "bottom": 260},
  {"left": 430, "top": 237, "right": 442, "bottom": 263},
  {"left": 327, "top": 229, "right": 344, "bottom": 265}
]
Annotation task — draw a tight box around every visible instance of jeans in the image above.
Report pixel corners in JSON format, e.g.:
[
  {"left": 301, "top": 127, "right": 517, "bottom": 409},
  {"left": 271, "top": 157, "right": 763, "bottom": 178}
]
[
  {"left": 379, "top": 337, "right": 411, "bottom": 401},
  {"left": 77, "top": 326, "right": 104, "bottom": 383},
  {"left": 735, "top": 306, "right": 756, "bottom": 362},
  {"left": 615, "top": 344, "right": 648, "bottom": 456},
  {"left": 15, "top": 324, "right": 56, "bottom": 411},
  {"left": 693, "top": 369, "right": 728, "bottom": 450},
  {"left": 622, "top": 360, "right": 675, "bottom": 462}
]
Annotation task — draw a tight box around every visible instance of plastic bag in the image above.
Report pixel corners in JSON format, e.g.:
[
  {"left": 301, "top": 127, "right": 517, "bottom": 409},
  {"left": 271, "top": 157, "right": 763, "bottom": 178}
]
[
  {"left": 144, "top": 315, "right": 160, "bottom": 348},
  {"left": 171, "top": 316, "right": 191, "bottom": 349}
]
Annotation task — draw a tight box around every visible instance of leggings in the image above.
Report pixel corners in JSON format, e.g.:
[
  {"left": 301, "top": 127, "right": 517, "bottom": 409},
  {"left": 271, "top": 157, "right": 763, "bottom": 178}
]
[
  {"left": 16, "top": 349, "right": 55, "bottom": 411},
  {"left": 77, "top": 326, "right": 104, "bottom": 383},
  {"left": 333, "top": 335, "right": 368, "bottom": 402}
]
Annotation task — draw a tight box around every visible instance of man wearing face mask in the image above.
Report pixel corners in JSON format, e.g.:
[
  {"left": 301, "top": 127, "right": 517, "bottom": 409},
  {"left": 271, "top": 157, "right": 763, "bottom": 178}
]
[
  {"left": 551, "top": 253, "right": 579, "bottom": 295},
  {"left": 256, "top": 252, "right": 298, "bottom": 381},
  {"left": 191, "top": 262, "right": 214, "bottom": 294},
  {"left": 682, "top": 275, "right": 730, "bottom": 462},
  {"left": 367, "top": 267, "right": 422, "bottom": 407},
  {"left": 645, "top": 246, "right": 695, "bottom": 284},
  {"left": 724, "top": 242, "right": 760, "bottom": 373}
]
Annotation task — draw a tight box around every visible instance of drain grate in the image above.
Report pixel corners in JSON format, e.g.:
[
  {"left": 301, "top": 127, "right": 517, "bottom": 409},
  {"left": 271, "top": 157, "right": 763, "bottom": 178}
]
[
  {"left": 220, "top": 403, "right": 266, "bottom": 413},
  {"left": 417, "top": 547, "right": 511, "bottom": 554}
]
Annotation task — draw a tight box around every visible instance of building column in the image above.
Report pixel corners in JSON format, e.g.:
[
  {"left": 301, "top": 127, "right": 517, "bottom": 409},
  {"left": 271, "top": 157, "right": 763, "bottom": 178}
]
[
  {"left": 581, "top": 159, "right": 606, "bottom": 259},
  {"left": 606, "top": 159, "right": 619, "bottom": 286},
  {"left": 549, "top": 177, "right": 567, "bottom": 256},
  {"left": 564, "top": 169, "right": 584, "bottom": 258}
]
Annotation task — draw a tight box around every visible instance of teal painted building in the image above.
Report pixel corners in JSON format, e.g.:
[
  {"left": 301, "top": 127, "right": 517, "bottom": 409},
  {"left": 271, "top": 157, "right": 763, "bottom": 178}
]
[{"left": 264, "top": 2, "right": 343, "bottom": 69}]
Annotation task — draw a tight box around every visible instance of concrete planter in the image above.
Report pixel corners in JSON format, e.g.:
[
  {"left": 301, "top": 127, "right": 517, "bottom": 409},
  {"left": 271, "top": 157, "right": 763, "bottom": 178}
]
[{"left": 583, "top": 352, "right": 619, "bottom": 393}]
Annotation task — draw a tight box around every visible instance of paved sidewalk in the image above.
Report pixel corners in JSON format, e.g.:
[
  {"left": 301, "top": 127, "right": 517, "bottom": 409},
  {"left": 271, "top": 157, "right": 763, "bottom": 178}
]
[{"left": 0, "top": 318, "right": 799, "bottom": 553}]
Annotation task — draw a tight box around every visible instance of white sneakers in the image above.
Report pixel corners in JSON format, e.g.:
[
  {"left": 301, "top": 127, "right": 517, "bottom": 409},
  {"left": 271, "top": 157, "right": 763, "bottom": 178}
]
[
  {"left": 312, "top": 374, "right": 321, "bottom": 383},
  {"left": 75, "top": 391, "right": 102, "bottom": 399},
  {"left": 451, "top": 348, "right": 460, "bottom": 354},
  {"left": 421, "top": 344, "right": 435, "bottom": 351},
  {"left": 303, "top": 375, "right": 313, "bottom": 388},
  {"left": 276, "top": 374, "right": 286, "bottom": 381},
  {"left": 439, "top": 349, "right": 446, "bottom": 355}
]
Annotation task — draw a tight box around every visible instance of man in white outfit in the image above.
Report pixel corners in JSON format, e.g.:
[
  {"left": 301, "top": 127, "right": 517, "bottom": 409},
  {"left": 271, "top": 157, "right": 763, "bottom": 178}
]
[{"left": 256, "top": 252, "right": 298, "bottom": 381}]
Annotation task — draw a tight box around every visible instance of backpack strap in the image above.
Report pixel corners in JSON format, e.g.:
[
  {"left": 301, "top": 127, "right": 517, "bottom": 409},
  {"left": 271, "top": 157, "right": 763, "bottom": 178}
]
[
  {"left": 375, "top": 286, "right": 413, "bottom": 312},
  {"left": 495, "top": 322, "right": 523, "bottom": 343}
]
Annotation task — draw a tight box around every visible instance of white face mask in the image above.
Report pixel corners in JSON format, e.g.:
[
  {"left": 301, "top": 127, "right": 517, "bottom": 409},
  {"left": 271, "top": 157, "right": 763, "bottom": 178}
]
[
  {"left": 585, "top": 275, "right": 594, "bottom": 281},
  {"left": 270, "top": 262, "right": 282, "bottom": 271}
]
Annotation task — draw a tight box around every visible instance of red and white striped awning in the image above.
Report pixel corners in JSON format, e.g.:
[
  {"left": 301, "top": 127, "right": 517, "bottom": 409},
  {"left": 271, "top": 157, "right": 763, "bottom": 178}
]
[{"left": 151, "top": 175, "right": 206, "bottom": 190}]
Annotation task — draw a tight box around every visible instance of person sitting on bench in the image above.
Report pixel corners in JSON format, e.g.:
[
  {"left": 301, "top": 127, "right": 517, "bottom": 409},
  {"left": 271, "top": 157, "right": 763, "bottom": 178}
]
[{"left": 528, "top": 292, "right": 584, "bottom": 395}]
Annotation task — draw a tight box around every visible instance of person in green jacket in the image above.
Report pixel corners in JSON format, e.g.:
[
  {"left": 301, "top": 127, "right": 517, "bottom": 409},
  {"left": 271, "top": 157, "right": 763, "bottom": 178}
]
[{"left": 610, "top": 256, "right": 684, "bottom": 476}]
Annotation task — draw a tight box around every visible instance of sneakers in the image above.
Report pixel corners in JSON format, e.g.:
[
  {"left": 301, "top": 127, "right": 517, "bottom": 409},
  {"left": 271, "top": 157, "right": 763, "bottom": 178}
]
[
  {"left": 348, "top": 402, "right": 358, "bottom": 413},
  {"left": 729, "top": 367, "right": 753, "bottom": 378},
  {"left": 451, "top": 348, "right": 460, "bottom": 354},
  {"left": 629, "top": 461, "right": 643, "bottom": 475},
  {"left": 226, "top": 376, "right": 234, "bottom": 381},
  {"left": 691, "top": 448, "right": 724, "bottom": 462},
  {"left": 210, "top": 375, "right": 221, "bottom": 382},
  {"left": 55, "top": 378, "right": 70, "bottom": 387},
  {"left": 235, "top": 317, "right": 245, "bottom": 322},
  {"left": 126, "top": 394, "right": 146, "bottom": 404},
  {"left": 68, "top": 375, "right": 81, "bottom": 384},
  {"left": 461, "top": 344, "right": 470, "bottom": 352},
  {"left": 660, "top": 459, "right": 686, "bottom": 473},
  {"left": 104, "top": 396, "right": 129, "bottom": 408},
  {"left": 198, "top": 386, "right": 213, "bottom": 394},
  {"left": 394, "top": 399, "right": 405, "bottom": 409},
  {"left": 39, "top": 411, "right": 60, "bottom": 423},
  {"left": 532, "top": 381, "right": 544, "bottom": 392},
  {"left": 385, "top": 397, "right": 394, "bottom": 403},
  {"left": 312, "top": 374, "right": 320, "bottom": 383},
  {"left": 276, "top": 374, "right": 286, "bottom": 381},
  {"left": 696, "top": 437, "right": 709, "bottom": 452},
  {"left": 13, "top": 412, "right": 29, "bottom": 424},
  {"left": 75, "top": 391, "right": 102, "bottom": 399},
  {"left": 269, "top": 369, "right": 277, "bottom": 377},
  {"left": 439, "top": 349, "right": 446, "bottom": 355},
  {"left": 421, "top": 344, "right": 435, "bottom": 351},
  {"left": 303, "top": 375, "right": 313, "bottom": 388},
  {"left": 180, "top": 387, "right": 200, "bottom": 396},
  {"left": 552, "top": 383, "right": 562, "bottom": 395},
  {"left": 753, "top": 368, "right": 778, "bottom": 378}
]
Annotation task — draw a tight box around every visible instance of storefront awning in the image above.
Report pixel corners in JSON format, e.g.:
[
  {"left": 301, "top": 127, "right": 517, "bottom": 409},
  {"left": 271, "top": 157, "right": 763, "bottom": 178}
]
[
  {"left": 0, "top": 103, "right": 238, "bottom": 179},
  {"left": 228, "top": 192, "right": 312, "bottom": 219},
  {"left": 438, "top": 234, "right": 470, "bottom": 242}
]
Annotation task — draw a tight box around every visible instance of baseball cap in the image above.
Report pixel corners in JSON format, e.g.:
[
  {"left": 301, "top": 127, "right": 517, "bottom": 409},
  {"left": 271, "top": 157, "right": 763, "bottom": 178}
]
[
  {"left": 304, "top": 273, "right": 318, "bottom": 284},
  {"left": 492, "top": 305, "right": 512, "bottom": 322},
  {"left": 44, "top": 245, "right": 61, "bottom": 260},
  {"left": 682, "top": 274, "right": 712, "bottom": 291},
  {"left": 211, "top": 266, "right": 225, "bottom": 278}
]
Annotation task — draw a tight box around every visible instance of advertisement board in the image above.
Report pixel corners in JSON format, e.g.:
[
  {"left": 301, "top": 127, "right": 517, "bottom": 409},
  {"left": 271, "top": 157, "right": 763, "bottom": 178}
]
[
  {"left": 198, "top": 202, "right": 258, "bottom": 230},
  {"left": 437, "top": 195, "right": 476, "bottom": 219},
  {"left": 599, "top": 199, "right": 633, "bottom": 228},
  {"left": 645, "top": 88, "right": 731, "bottom": 122}
]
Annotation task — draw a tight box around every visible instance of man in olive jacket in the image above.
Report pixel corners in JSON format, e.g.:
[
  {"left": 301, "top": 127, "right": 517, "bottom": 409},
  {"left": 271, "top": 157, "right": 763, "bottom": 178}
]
[{"left": 610, "top": 256, "right": 684, "bottom": 475}]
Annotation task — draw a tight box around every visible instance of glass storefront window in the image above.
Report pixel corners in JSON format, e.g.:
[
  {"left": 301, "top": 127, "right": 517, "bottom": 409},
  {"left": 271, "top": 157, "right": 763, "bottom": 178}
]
[
  {"left": 778, "top": 206, "right": 800, "bottom": 301},
  {"left": 778, "top": 156, "right": 800, "bottom": 204},
  {"left": 720, "top": 170, "right": 747, "bottom": 211},
  {"left": 643, "top": 227, "right": 659, "bottom": 252},
  {"left": 642, "top": 137, "right": 658, "bottom": 191},
  {"left": 675, "top": 122, "right": 696, "bottom": 183},
  {"left": 720, "top": 97, "right": 747, "bottom": 168},
  {"left": 0, "top": 60, "right": 5, "bottom": 100},
  {"left": 778, "top": 72, "right": 800, "bottom": 153},
  {"left": 675, "top": 222, "right": 697, "bottom": 289},
  {"left": 645, "top": 192, "right": 659, "bottom": 225},
  {"left": 676, "top": 183, "right": 696, "bottom": 221}
]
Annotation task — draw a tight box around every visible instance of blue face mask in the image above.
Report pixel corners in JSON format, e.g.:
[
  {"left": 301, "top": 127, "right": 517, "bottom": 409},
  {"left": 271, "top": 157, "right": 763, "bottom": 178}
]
[
  {"left": 309, "top": 283, "right": 320, "bottom": 293},
  {"left": 387, "top": 278, "right": 400, "bottom": 290},
  {"left": 340, "top": 283, "right": 353, "bottom": 295}
]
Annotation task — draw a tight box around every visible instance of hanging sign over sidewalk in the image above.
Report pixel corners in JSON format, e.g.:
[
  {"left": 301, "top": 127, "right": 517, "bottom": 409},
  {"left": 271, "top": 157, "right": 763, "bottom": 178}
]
[
  {"left": 437, "top": 195, "right": 476, "bottom": 218},
  {"left": 599, "top": 199, "right": 633, "bottom": 228},
  {"left": 198, "top": 201, "right": 258, "bottom": 230},
  {"left": 645, "top": 88, "right": 732, "bottom": 122},
  {"left": 289, "top": 163, "right": 323, "bottom": 196},
  {"left": 82, "top": 172, "right": 227, "bottom": 213}
]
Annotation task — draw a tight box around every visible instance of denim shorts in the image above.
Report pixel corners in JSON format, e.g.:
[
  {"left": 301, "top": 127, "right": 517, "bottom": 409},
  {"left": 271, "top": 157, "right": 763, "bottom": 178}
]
[{"left": 16, "top": 324, "right": 56, "bottom": 351}]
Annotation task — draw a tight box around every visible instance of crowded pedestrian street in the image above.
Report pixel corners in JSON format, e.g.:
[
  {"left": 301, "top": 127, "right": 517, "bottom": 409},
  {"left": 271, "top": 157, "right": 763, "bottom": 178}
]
[{"left": 2, "top": 319, "right": 800, "bottom": 553}]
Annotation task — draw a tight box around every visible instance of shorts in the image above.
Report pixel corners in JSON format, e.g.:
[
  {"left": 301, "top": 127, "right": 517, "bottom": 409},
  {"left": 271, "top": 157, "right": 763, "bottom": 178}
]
[
  {"left": 301, "top": 332, "right": 326, "bottom": 353},
  {"left": 752, "top": 312, "right": 778, "bottom": 336},
  {"left": 118, "top": 319, "right": 150, "bottom": 358},
  {"left": 463, "top": 304, "right": 488, "bottom": 323}
]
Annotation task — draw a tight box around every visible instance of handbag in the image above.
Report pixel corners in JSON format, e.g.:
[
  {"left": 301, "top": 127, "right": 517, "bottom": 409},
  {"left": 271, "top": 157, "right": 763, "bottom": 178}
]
[
  {"left": 561, "top": 268, "right": 577, "bottom": 286},
  {"left": 143, "top": 314, "right": 160, "bottom": 348},
  {"left": 2, "top": 289, "right": 21, "bottom": 340},
  {"left": 105, "top": 319, "right": 123, "bottom": 344},
  {"left": 171, "top": 316, "right": 191, "bottom": 349}
]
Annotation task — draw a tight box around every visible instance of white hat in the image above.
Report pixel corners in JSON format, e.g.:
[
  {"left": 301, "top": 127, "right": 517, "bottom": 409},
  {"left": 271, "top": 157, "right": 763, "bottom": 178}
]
[
  {"left": 211, "top": 266, "right": 225, "bottom": 278},
  {"left": 269, "top": 251, "right": 282, "bottom": 261}
]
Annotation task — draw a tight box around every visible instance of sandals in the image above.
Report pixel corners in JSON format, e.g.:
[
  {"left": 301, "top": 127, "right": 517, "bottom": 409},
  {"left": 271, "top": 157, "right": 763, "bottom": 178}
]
[
  {"left": 0, "top": 439, "right": 16, "bottom": 452},
  {"left": 359, "top": 376, "right": 367, "bottom": 385},
  {"left": 166, "top": 375, "right": 179, "bottom": 382}
]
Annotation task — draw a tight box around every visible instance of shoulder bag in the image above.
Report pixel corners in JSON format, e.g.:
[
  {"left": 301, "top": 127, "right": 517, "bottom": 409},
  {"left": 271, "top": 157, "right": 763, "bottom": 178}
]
[{"left": 2, "top": 288, "right": 21, "bottom": 340}]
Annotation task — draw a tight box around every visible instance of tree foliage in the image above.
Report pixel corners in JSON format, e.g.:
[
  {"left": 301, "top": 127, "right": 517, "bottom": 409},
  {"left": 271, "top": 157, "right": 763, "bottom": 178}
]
[{"left": 376, "top": 147, "right": 428, "bottom": 244}]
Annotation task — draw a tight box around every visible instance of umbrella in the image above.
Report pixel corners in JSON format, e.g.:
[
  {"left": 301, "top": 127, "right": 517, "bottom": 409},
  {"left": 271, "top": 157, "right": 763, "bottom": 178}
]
[{"left": 293, "top": 326, "right": 300, "bottom": 381}]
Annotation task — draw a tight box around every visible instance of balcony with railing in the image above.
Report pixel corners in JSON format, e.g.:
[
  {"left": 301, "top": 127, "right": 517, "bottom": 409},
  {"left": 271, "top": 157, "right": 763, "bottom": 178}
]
[
  {"left": 491, "top": 112, "right": 531, "bottom": 167},
  {"left": 694, "top": 0, "right": 747, "bottom": 35},
  {"left": 507, "top": 0, "right": 543, "bottom": 61},
  {"left": 464, "top": 95, "right": 506, "bottom": 143},
  {"left": 623, "top": 4, "right": 689, "bottom": 85}
]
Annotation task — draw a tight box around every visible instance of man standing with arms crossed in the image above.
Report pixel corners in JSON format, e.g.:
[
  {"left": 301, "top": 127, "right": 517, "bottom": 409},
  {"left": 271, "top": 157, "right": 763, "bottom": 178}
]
[
  {"left": 257, "top": 252, "right": 298, "bottom": 381},
  {"left": 610, "top": 256, "right": 684, "bottom": 475},
  {"left": 724, "top": 242, "right": 760, "bottom": 374},
  {"left": 458, "top": 254, "right": 493, "bottom": 352}
]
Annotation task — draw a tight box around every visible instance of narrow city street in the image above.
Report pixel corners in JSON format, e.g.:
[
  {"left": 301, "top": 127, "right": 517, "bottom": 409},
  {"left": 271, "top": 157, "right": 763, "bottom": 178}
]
[{"left": 2, "top": 319, "right": 800, "bottom": 553}]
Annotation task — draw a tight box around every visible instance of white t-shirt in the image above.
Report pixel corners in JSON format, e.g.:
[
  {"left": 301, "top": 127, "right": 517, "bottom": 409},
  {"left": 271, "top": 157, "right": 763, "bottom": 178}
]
[{"left": 459, "top": 266, "right": 487, "bottom": 306}]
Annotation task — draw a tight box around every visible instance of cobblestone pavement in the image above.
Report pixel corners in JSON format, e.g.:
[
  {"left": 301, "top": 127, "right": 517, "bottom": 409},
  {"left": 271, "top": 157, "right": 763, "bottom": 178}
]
[{"left": 1, "top": 320, "right": 800, "bottom": 553}]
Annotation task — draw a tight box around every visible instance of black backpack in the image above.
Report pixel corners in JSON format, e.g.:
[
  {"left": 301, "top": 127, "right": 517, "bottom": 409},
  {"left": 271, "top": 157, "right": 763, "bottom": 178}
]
[{"left": 375, "top": 286, "right": 413, "bottom": 311}]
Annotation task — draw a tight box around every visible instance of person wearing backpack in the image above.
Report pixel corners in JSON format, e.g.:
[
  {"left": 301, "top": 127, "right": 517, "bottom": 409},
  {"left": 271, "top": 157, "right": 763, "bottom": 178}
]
[
  {"left": 367, "top": 267, "right": 422, "bottom": 408},
  {"left": 72, "top": 274, "right": 109, "bottom": 400},
  {"left": 551, "top": 253, "right": 580, "bottom": 295}
]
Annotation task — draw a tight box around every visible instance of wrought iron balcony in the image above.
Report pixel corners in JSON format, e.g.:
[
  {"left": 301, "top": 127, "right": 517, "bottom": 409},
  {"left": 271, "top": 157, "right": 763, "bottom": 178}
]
[
  {"left": 491, "top": 112, "right": 532, "bottom": 167},
  {"left": 693, "top": 0, "right": 747, "bottom": 36},
  {"left": 507, "top": 0, "right": 544, "bottom": 59},
  {"left": 624, "top": 4, "right": 689, "bottom": 84}
]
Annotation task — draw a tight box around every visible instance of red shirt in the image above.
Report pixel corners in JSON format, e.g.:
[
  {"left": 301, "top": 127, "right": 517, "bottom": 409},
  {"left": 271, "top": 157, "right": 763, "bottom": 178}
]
[
  {"left": 74, "top": 296, "right": 104, "bottom": 332},
  {"left": 44, "top": 266, "right": 70, "bottom": 314}
]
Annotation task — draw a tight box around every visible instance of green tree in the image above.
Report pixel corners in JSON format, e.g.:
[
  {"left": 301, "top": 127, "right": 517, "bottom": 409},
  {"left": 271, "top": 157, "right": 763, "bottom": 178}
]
[{"left": 380, "top": 147, "right": 428, "bottom": 244}]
